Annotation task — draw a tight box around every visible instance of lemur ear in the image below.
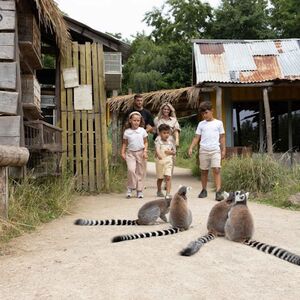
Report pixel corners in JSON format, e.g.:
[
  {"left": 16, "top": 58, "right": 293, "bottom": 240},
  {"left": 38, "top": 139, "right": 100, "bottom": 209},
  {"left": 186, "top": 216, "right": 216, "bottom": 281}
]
[
  {"left": 178, "top": 184, "right": 183, "bottom": 189},
  {"left": 223, "top": 191, "right": 229, "bottom": 199},
  {"left": 187, "top": 186, "right": 192, "bottom": 192}
]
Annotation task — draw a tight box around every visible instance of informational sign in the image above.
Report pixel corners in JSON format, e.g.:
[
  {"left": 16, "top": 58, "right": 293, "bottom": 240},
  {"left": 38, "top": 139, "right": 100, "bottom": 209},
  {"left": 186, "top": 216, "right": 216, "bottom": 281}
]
[
  {"left": 74, "top": 85, "right": 93, "bottom": 110},
  {"left": 62, "top": 67, "right": 79, "bottom": 88}
]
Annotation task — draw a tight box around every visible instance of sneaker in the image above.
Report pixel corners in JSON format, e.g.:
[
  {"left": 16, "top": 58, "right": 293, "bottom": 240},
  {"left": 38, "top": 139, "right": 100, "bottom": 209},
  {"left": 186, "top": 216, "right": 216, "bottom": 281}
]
[
  {"left": 215, "top": 191, "right": 224, "bottom": 201},
  {"left": 157, "top": 191, "right": 165, "bottom": 197},
  {"left": 137, "top": 191, "right": 144, "bottom": 199},
  {"left": 165, "top": 194, "right": 172, "bottom": 200},
  {"left": 126, "top": 188, "right": 132, "bottom": 199},
  {"left": 198, "top": 189, "right": 207, "bottom": 198}
]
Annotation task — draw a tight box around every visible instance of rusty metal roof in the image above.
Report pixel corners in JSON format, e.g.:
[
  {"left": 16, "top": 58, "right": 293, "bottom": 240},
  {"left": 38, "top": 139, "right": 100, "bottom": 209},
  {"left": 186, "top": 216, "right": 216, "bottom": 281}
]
[{"left": 193, "top": 39, "right": 300, "bottom": 84}]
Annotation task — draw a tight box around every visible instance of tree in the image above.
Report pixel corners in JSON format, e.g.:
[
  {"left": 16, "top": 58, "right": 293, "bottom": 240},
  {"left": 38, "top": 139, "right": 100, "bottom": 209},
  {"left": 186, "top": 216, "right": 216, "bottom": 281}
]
[
  {"left": 211, "top": 0, "right": 273, "bottom": 39},
  {"left": 270, "top": 0, "right": 300, "bottom": 38}
]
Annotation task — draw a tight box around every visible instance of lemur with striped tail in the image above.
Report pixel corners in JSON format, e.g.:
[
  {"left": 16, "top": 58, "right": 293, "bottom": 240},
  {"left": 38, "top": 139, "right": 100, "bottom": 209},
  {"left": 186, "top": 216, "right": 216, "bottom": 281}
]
[
  {"left": 112, "top": 185, "right": 192, "bottom": 243},
  {"left": 74, "top": 196, "right": 172, "bottom": 226},
  {"left": 180, "top": 191, "right": 233, "bottom": 256},
  {"left": 225, "top": 190, "right": 300, "bottom": 266}
]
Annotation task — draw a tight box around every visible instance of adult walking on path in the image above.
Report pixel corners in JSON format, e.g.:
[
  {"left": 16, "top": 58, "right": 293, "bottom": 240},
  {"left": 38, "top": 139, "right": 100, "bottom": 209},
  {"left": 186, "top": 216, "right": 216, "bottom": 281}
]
[
  {"left": 154, "top": 102, "right": 181, "bottom": 146},
  {"left": 0, "top": 163, "right": 299, "bottom": 299}
]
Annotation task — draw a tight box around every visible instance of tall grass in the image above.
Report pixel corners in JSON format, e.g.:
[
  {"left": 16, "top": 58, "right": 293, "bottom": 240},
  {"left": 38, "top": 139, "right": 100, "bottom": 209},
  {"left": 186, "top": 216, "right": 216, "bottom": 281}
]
[
  {"left": 222, "top": 154, "right": 300, "bottom": 210},
  {"left": 0, "top": 173, "right": 75, "bottom": 243}
]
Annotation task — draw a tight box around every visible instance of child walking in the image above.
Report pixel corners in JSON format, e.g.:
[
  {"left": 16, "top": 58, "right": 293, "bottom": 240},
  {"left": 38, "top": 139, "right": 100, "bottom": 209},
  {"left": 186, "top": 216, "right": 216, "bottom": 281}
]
[
  {"left": 188, "top": 101, "right": 226, "bottom": 201},
  {"left": 121, "top": 111, "right": 148, "bottom": 199},
  {"left": 155, "top": 124, "right": 176, "bottom": 199}
]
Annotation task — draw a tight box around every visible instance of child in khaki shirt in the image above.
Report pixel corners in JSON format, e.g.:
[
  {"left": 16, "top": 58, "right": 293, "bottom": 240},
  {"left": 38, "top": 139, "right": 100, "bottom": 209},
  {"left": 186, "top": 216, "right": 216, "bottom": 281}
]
[{"left": 155, "top": 124, "right": 176, "bottom": 199}]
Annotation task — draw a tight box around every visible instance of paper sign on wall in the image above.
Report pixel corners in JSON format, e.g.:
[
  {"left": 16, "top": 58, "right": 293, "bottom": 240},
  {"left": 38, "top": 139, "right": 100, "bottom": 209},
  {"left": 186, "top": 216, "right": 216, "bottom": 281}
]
[
  {"left": 62, "top": 67, "right": 79, "bottom": 88},
  {"left": 74, "top": 85, "right": 93, "bottom": 110}
]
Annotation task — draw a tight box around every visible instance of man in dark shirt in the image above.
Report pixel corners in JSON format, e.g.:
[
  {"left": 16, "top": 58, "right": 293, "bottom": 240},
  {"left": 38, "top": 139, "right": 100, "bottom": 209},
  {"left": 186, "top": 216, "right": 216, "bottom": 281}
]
[{"left": 124, "top": 94, "right": 154, "bottom": 133}]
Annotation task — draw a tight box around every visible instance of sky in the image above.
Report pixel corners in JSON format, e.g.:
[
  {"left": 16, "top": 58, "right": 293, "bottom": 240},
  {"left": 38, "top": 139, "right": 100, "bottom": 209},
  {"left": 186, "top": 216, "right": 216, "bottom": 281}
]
[{"left": 56, "top": 0, "right": 221, "bottom": 41}]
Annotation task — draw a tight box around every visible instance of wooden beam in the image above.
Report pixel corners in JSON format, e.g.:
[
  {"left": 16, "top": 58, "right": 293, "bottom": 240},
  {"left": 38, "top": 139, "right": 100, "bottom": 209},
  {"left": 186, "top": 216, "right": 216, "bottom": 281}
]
[
  {"left": 216, "top": 86, "right": 222, "bottom": 120},
  {"left": 0, "top": 116, "right": 20, "bottom": 146},
  {"left": 0, "top": 10, "right": 15, "bottom": 31},
  {"left": 0, "top": 62, "right": 16, "bottom": 90},
  {"left": 259, "top": 100, "right": 264, "bottom": 152},
  {"left": 288, "top": 100, "right": 292, "bottom": 151},
  {"left": 0, "top": 91, "right": 18, "bottom": 115},
  {"left": 0, "top": 167, "right": 8, "bottom": 219},
  {"left": 263, "top": 88, "right": 273, "bottom": 154},
  {"left": 0, "top": 1, "right": 16, "bottom": 11},
  {"left": 111, "top": 90, "right": 119, "bottom": 165},
  {"left": 201, "top": 82, "right": 274, "bottom": 88},
  {"left": 0, "top": 32, "right": 15, "bottom": 60}
]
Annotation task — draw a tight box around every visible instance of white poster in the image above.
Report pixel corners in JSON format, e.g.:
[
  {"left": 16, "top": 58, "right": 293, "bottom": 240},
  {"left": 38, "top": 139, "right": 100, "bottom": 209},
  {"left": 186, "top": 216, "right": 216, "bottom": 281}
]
[
  {"left": 74, "top": 85, "right": 93, "bottom": 110},
  {"left": 62, "top": 67, "right": 79, "bottom": 88}
]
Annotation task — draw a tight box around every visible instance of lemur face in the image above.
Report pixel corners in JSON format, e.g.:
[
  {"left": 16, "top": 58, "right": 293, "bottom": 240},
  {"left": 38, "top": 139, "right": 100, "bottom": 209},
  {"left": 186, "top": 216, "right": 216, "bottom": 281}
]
[
  {"left": 234, "top": 190, "right": 249, "bottom": 203},
  {"left": 177, "top": 185, "right": 192, "bottom": 197}
]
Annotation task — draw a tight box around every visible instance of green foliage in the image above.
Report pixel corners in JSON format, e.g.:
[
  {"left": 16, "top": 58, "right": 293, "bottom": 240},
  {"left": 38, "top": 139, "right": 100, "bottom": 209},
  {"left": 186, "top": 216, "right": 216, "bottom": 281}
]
[
  {"left": 0, "top": 174, "right": 75, "bottom": 244},
  {"left": 270, "top": 0, "right": 300, "bottom": 38},
  {"left": 42, "top": 54, "right": 56, "bottom": 69},
  {"left": 211, "top": 0, "right": 273, "bottom": 39}
]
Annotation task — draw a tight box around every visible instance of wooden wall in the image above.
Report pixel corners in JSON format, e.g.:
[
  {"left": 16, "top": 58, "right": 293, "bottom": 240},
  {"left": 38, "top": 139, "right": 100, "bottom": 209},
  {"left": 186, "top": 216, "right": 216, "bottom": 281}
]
[{"left": 60, "top": 42, "right": 109, "bottom": 192}]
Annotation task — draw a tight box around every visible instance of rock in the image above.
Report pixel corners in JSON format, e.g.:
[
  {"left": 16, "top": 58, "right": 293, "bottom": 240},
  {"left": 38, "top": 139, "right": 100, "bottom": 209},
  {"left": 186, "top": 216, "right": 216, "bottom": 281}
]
[{"left": 288, "top": 193, "right": 300, "bottom": 206}]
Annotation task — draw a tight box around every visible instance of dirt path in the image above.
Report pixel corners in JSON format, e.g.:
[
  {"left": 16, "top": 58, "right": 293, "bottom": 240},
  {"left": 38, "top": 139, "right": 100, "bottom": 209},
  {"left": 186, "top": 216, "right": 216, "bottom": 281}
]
[{"left": 0, "top": 163, "right": 299, "bottom": 300}]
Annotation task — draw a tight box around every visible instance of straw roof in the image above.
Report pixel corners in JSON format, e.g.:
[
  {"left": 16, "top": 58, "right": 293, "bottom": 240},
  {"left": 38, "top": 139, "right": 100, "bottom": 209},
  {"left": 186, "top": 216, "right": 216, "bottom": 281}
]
[
  {"left": 108, "top": 86, "right": 202, "bottom": 112},
  {"left": 26, "top": 0, "right": 70, "bottom": 54}
]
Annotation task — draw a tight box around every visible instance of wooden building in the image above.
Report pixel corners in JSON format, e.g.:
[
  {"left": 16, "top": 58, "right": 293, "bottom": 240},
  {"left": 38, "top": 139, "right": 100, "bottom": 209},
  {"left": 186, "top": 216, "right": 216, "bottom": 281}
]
[{"left": 0, "top": 0, "right": 129, "bottom": 192}]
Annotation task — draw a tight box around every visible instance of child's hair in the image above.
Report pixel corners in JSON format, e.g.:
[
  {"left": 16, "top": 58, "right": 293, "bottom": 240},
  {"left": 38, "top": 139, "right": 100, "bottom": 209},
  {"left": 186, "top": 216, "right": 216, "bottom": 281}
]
[
  {"left": 199, "top": 101, "right": 213, "bottom": 112},
  {"left": 158, "top": 124, "right": 171, "bottom": 132},
  {"left": 124, "top": 111, "right": 145, "bottom": 129}
]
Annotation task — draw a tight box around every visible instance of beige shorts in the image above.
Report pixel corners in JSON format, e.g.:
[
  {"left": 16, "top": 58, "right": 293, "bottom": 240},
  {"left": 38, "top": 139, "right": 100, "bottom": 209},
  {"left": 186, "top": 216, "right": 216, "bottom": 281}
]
[
  {"left": 199, "top": 149, "right": 221, "bottom": 170},
  {"left": 155, "top": 158, "right": 173, "bottom": 179}
]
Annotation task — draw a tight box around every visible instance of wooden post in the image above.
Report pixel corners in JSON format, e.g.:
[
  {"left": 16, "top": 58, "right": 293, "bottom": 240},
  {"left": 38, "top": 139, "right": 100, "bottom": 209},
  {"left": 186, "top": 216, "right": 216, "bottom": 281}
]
[
  {"left": 216, "top": 86, "right": 222, "bottom": 120},
  {"left": 288, "top": 100, "right": 293, "bottom": 166},
  {"left": 0, "top": 145, "right": 29, "bottom": 219},
  {"left": 111, "top": 90, "right": 119, "bottom": 165},
  {"left": 259, "top": 100, "right": 264, "bottom": 152},
  {"left": 263, "top": 88, "right": 273, "bottom": 154}
]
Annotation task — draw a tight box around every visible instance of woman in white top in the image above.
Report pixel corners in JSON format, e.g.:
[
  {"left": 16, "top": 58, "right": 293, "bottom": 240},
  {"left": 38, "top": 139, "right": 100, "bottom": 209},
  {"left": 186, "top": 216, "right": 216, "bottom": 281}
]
[
  {"left": 121, "top": 111, "right": 148, "bottom": 199},
  {"left": 154, "top": 103, "right": 181, "bottom": 146}
]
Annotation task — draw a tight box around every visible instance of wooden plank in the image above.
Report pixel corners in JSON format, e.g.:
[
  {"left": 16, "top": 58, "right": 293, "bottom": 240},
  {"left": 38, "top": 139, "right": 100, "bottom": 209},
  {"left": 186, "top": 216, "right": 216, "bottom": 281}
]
[
  {"left": 86, "top": 42, "right": 95, "bottom": 192},
  {"left": 111, "top": 90, "right": 119, "bottom": 165},
  {"left": 0, "top": 32, "right": 14, "bottom": 60},
  {"left": 216, "top": 86, "right": 222, "bottom": 120},
  {"left": 66, "top": 43, "right": 74, "bottom": 173},
  {"left": 0, "top": 62, "right": 16, "bottom": 90},
  {"left": 0, "top": 115, "right": 20, "bottom": 146},
  {"left": 97, "top": 44, "right": 109, "bottom": 191},
  {"left": 0, "top": 91, "right": 18, "bottom": 115},
  {"left": 0, "top": 10, "right": 15, "bottom": 31},
  {"left": 73, "top": 42, "right": 82, "bottom": 189},
  {"left": 92, "top": 43, "right": 101, "bottom": 190},
  {"left": 60, "top": 45, "right": 68, "bottom": 170},
  {"left": 0, "top": 167, "right": 8, "bottom": 219},
  {"left": 263, "top": 88, "right": 273, "bottom": 154},
  {"left": 80, "top": 44, "right": 88, "bottom": 190},
  {"left": 0, "top": 1, "right": 16, "bottom": 11}
]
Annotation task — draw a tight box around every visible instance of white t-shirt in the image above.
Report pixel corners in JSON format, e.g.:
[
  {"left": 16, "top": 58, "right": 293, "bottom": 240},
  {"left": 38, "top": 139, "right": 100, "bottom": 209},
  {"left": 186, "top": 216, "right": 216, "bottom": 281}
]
[
  {"left": 195, "top": 119, "right": 225, "bottom": 151},
  {"left": 123, "top": 127, "right": 148, "bottom": 151}
]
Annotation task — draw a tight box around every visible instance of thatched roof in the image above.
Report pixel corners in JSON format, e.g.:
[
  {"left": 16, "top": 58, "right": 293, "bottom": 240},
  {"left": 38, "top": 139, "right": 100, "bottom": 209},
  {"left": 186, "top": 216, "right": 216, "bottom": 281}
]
[
  {"left": 108, "top": 86, "right": 203, "bottom": 112},
  {"left": 31, "top": 0, "right": 70, "bottom": 54}
]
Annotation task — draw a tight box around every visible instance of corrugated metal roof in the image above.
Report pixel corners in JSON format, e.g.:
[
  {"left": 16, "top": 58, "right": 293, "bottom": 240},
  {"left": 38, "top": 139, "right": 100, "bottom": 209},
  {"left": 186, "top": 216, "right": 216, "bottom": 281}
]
[
  {"left": 199, "top": 43, "right": 224, "bottom": 54},
  {"left": 223, "top": 43, "right": 256, "bottom": 71},
  {"left": 278, "top": 51, "right": 300, "bottom": 77},
  {"left": 193, "top": 39, "right": 300, "bottom": 84}
]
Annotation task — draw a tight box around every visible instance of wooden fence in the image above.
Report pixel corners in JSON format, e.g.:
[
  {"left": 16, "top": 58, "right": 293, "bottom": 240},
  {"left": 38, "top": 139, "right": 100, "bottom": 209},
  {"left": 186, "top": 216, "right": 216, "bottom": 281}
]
[{"left": 60, "top": 42, "right": 109, "bottom": 192}]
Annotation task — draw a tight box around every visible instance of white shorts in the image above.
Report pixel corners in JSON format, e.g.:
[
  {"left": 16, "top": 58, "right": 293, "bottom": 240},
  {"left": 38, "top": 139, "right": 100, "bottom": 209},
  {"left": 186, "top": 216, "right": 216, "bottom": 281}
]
[
  {"left": 199, "top": 149, "right": 221, "bottom": 170},
  {"left": 155, "top": 158, "right": 173, "bottom": 179}
]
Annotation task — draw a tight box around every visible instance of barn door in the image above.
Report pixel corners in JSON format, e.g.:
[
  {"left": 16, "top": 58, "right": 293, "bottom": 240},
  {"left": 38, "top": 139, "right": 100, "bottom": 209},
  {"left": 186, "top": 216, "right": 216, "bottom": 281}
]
[{"left": 60, "top": 42, "right": 109, "bottom": 192}]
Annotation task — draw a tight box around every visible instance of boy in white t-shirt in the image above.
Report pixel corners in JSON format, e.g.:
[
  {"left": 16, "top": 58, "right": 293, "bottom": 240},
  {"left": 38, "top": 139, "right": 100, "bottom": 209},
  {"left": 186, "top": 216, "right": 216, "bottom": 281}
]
[{"left": 188, "top": 101, "right": 226, "bottom": 201}]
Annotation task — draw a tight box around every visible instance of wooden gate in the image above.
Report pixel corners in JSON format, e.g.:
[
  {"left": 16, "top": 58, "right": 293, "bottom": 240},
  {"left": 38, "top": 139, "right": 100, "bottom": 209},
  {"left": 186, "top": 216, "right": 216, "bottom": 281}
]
[{"left": 60, "top": 42, "right": 109, "bottom": 192}]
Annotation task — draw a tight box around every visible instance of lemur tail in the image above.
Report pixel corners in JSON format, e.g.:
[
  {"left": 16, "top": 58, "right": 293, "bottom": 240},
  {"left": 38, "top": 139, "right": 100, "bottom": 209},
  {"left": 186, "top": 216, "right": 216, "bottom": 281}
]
[
  {"left": 180, "top": 233, "right": 216, "bottom": 256},
  {"left": 74, "top": 219, "right": 138, "bottom": 226},
  {"left": 244, "top": 239, "right": 300, "bottom": 266},
  {"left": 112, "top": 227, "right": 181, "bottom": 243}
]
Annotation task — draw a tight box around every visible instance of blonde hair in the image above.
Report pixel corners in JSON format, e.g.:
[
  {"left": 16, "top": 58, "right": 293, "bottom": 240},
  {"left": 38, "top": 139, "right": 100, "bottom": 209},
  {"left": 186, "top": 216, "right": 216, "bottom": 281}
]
[{"left": 157, "top": 102, "right": 177, "bottom": 120}]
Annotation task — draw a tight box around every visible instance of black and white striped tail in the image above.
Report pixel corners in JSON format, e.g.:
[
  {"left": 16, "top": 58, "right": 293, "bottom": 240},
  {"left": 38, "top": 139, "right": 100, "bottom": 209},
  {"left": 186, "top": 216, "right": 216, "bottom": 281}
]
[
  {"left": 112, "top": 227, "right": 180, "bottom": 243},
  {"left": 180, "top": 233, "right": 216, "bottom": 256},
  {"left": 74, "top": 219, "right": 138, "bottom": 226},
  {"left": 244, "top": 239, "right": 300, "bottom": 266}
]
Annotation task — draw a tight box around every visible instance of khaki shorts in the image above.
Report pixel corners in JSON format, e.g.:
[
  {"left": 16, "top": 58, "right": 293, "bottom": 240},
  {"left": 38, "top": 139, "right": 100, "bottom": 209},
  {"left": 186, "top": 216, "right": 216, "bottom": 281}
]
[
  {"left": 155, "top": 158, "right": 173, "bottom": 179},
  {"left": 199, "top": 149, "right": 221, "bottom": 170}
]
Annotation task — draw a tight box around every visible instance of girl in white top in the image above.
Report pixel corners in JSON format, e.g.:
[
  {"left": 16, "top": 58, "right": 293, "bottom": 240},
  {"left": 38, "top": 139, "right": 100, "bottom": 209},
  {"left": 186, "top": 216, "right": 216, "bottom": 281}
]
[
  {"left": 154, "top": 103, "right": 181, "bottom": 146},
  {"left": 121, "top": 111, "right": 148, "bottom": 199}
]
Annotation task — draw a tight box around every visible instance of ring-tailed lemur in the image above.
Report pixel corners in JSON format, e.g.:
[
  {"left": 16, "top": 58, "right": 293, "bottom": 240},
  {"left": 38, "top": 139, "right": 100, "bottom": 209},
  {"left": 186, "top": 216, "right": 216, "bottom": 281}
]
[
  {"left": 180, "top": 191, "right": 233, "bottom": 256},
  {"left": 112, "top": 185, "right": 192, "bottom": 243},
  {"left": 74, "top": 196, "right": 172, "bottom": 226},
  {"left": 225, "top": 190, "right": 300, "bottom": 266}
]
